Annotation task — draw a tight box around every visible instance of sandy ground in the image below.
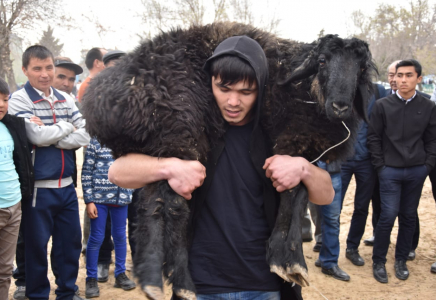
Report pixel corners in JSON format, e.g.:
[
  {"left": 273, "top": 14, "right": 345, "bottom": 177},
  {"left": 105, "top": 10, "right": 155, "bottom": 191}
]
[{"left": 9, "top": 149, "right": 436, "bottom": 300}]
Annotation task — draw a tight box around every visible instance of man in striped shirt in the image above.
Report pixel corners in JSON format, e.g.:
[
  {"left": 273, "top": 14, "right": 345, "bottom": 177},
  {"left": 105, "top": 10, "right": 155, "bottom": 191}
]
[{"left": 8, "top": 45, "right": 90, "bottom": 300}]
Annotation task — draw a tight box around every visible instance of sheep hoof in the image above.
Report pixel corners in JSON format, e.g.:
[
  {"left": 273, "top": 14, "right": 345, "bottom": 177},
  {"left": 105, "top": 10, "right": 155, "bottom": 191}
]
[
  {"left": 270, "top": 264, "right": 289, "bottom": 282},
  {"left": 142, "top": 285, "right": 164, "bottom": 300},
  {"left": 286, "top": 264, "right": 310, "bottom": 287},
  {"left": 174, "top": 288, "right": 197, "bottom": 300}
]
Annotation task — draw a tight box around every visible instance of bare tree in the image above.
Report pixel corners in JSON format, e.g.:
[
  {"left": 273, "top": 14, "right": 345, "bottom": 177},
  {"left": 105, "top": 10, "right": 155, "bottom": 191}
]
[
  {"left": 139, "top": 0, "right": 281, "bottom": 38},
  {"left": 351, "top": 0, "right": 436, "bottom": 79},
  {"left": 0, "top": 0, "right": 64, "bottom": 91}
]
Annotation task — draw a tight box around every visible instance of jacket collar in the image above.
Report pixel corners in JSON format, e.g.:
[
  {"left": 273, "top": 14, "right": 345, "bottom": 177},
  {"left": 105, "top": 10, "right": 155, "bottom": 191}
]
[{"left": 24, "top": 81, "right": 66, "bottom": 104}]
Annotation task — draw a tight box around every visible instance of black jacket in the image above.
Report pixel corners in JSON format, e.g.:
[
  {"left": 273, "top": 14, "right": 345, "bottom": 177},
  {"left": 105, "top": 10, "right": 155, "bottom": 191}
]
[
  {"left": 367, "top": 93, "right": 436, "bottom": 172},
  {"left": 1, "top": 114, "right": 34, "bottom": 203}
]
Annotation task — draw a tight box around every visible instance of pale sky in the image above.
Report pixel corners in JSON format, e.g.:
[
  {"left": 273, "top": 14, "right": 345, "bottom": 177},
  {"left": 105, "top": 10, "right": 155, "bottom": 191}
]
[{"left": 22, "top": 0, "right": 436, "bottom": 64}]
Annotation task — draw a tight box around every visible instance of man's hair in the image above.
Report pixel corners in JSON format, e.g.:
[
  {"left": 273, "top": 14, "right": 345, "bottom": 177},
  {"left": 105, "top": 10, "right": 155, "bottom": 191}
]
[
  {"left": 85, "top": 48, "right": 104, "bottom": 70},
  {"left": 209, "top": 55, "right": 257, "bottom": 88},
  {"left": 0, "top": 77, "right": 9, "bottom": 95},
  {"left": 22, "top": 45, "right": 54, "bottom": 69},
  {"left": 387, "top": 60, "right": 401, "bottom": 72},
  {"left": 396, "top": 59, "right": 422, "bottom": 77}
]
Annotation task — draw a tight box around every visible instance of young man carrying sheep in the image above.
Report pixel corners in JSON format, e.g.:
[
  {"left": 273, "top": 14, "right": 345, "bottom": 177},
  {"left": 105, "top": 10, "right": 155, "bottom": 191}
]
[{"left": 108, "top": 36, "right": 334, "bottom": 300}]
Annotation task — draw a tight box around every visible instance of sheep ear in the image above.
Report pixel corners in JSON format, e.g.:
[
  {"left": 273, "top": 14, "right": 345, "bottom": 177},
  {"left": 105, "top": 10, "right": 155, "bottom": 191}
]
[
  {"left": 277, "top": 56, "right": 318, "bottom": 86},
  {"left": 355, "top": 83, "right": 371, "bottom": 123}
]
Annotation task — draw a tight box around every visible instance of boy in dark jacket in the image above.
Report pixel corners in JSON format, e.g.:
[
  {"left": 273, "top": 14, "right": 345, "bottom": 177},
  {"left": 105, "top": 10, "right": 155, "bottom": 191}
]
[
  {"left": 368, "top": 59, "right": 436, "bottom": 283},
  {"left": 0, "top": 78, "right": 33, "bottom": 300}
]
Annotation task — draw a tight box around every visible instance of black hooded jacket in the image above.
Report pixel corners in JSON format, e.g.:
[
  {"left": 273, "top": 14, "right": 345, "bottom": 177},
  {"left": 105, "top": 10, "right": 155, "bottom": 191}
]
[
  {"left": 1, "top": 114, "right": 34, "bottom": 203},
  {"left": 182, "top": 36, "right": 302, "bottom": 300}
]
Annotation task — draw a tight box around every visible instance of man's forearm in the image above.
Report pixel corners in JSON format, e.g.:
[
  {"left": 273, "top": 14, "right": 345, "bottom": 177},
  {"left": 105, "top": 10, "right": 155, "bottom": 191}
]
[
  {"left": 302, "top": 163, "right": 334, "bottom": 205},
  {"left": 108, "top": 154, "right": 173, "bottom": 189},
  {"left": 56, "top": 128, "right": 90, "bottom": 149}
]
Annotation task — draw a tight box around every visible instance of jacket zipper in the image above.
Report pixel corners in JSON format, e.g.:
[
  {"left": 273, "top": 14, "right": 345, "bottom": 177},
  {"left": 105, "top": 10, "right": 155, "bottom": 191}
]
[{"left": 47, "top": 99, "right": 65, "bottom": 188}]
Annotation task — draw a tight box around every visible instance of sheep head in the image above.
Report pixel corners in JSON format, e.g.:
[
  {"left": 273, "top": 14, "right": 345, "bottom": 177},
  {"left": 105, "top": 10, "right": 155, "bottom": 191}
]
[{"left": 278, "top": 35, "right": 377, "bottom": 122}]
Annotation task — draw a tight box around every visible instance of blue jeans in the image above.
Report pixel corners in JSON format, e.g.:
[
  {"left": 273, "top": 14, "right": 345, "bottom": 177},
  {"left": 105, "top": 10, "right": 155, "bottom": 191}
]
[
  {"left": 317, "top": 161, "right": 342, "bottom": 269},
  {"left": 341, "top": 159, "right": 377, "bottom": 249},
  {"left": 86, "top": 204, "right": 128, "bottom": 279},
  {"left": 372, "top": 165, "right": 427, "bottom": 263},
  {"left": 196, "top": 291, "right": 280, "bottom": 300}
]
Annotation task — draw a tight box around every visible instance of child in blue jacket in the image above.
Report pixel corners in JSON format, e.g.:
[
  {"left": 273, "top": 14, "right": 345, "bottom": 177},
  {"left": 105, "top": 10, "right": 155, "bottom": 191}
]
[{"left": 82, "top": 137, "right": 136, "bottom": 298}]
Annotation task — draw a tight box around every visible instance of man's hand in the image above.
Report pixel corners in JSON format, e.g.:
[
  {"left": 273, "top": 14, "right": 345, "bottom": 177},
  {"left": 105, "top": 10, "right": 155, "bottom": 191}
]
[
  {"left": 29, "top": 116, "right": 44, "bottom": 126},
  {"left": 263, "top": 155, "right": 309, "bottom": 192},
  {"left": 86, "top": 202, "right": 98, "bottom": 219},
  {"left": 165, "top": 158, "right": 206, "bottom": 200}
]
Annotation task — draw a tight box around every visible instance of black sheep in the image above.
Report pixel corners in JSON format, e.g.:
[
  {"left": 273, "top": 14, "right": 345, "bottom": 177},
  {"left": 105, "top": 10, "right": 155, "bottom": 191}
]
[{"left": 82, "top": 22, "right": 376, "bottom": 299}]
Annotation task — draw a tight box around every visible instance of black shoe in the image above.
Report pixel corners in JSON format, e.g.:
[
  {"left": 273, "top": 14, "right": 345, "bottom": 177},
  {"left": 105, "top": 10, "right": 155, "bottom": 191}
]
[
  {"left": 321, "top": 265, "right": 350, "bottom": 281},
  {"left": 303, "top": 237, "right": 313, "bottom": 242},
  {"left": 346, "top": 248, "right": 365, "bottom": 266},
  {"left": 85, "top": 278, "right": 99, "bottom": 298},
  {"left": 407, "top": 250, "right": 416, "bottom": 261},
  {"left": 97, "top": 263, "right": 109, "bottom": 282},
  {"left": 431, "top": 262, "right": 436, "bottom": 273},
  {"left": 313, "top": 243, "right": 322, "bottom": 252},
  {"left": 363, "top": 236, "right": 375, "bottom": 246},
  {"left": 315, "top": 258, "right": 321, "bottom": 267},
  {"left": 373, "top": 262, "right": 388, "bottom": 283},
  {"left": 114, "top": 272, "right": 136, "bottom": 290},
  {"left": 394, "top": 260, "right": 409, "bottom": 280}
]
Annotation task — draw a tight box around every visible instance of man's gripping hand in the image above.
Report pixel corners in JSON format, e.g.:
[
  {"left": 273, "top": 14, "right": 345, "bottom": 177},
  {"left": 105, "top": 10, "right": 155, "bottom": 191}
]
[
  {"left": 164, "top": 158, "right": 206, "bottom": 200},
  {"left": 263, "top": 155, "right": 309, "bottom": 192}
]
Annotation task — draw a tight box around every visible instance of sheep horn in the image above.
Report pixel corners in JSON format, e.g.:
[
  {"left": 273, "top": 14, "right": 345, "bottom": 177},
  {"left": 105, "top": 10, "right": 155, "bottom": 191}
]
[{"left": 277, "top": 53, "right": 318, "bottom": 86}]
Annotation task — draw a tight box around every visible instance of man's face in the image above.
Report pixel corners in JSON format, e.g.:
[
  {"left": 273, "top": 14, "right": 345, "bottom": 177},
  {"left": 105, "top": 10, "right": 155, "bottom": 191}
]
[
  {"left": 395, "top": 66, "right": 422, "bottom": 96},
  {"left": 53, "top": 66, "right": 76, "bottom": 94},
  {"left": 212, "top": 76, "right": 258, "bottom": 126},
  {"left": 0, "top": 93, "right": 8, "bottom": 120},
  {"left": 388, "top": 64, "right": 397, "bottom": 91},
  {"left": 22, "top": 57, "right": 54, "bottom": 94}
]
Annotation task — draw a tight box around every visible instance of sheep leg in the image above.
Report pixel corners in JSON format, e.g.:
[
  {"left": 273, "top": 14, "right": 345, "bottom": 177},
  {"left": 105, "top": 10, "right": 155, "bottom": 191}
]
[
  {"left": 162, "top": 184, "right": 197, "bottom": 300},
  {"left": 267, "top": 185, "right": 300, "bottom": 282},
  {"left": 133, "top": 183, "right": 165, "bottom": 300},
  {"left": 284, "top": 184, "right": 309, "bottom": 287}
]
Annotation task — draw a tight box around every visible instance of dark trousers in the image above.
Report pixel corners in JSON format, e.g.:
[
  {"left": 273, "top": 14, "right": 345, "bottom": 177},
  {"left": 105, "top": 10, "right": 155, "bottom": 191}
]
[
  {"left": 410, "top": 166, "right": 436, "bottom": 250},
  {"left": 23, "top": 184, "right": 81, "bottom": 300},
  {"left": 371, "top": 177, "right": 381, "bottom": 235},
  {"left": 341, "top": 159, "right": 377, "bottom": 249},
  {"left": 98, "top": 215, "right": 113, "bottom": 264},
  {"left": 372, "top": 166, "right": 427, "bottom": 263}
]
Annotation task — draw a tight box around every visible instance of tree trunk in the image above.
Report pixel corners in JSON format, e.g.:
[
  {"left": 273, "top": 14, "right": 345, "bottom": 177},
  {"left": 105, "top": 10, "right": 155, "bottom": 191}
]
[{"left": 0, "top": 34, "right": 17, "bottom": 92}]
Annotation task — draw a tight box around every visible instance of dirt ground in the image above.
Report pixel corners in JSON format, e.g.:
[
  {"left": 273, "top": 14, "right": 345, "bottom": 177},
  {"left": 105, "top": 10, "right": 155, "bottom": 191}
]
[{"left": 9, "top": 149, "right": 436, "bottom": 300}]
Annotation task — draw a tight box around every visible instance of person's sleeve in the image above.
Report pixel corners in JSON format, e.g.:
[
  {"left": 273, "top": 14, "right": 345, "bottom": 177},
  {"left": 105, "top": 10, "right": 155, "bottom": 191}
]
[
  {"left": 82, "top": 139, "right": 96, "bottom": 204},
  {"left": 55, "top": 96, "right": 90, "bottom": 149},
  {"left": 367, "top": 101, "right": 385, "bottom": 172},
  {"left": 431, "top": 87, "right": 436, "bottom": 101},
  {"left": 8, "top": 93, "right": 75, "bottom": 146},
  {"left": 424, "top": 104, "right": 436, "bottom": 171}
]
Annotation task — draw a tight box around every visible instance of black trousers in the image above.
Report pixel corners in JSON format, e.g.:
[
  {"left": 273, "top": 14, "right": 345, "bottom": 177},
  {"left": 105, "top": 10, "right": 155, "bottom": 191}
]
[
  {"left": 372, "top": 166, "right": 427, "bottom": 263},
  {"left": 341, "top": 159, "right": 377, "bottom": 249}
]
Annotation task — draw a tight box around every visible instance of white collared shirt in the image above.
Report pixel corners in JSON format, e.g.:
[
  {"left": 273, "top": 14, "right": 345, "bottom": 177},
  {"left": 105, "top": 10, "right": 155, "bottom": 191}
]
[
  {"left": 33, "top": 86, "right": 55, "bottom": 105},
  {"left": 396, "top": 90, "right": 417, "bottom": 104}
]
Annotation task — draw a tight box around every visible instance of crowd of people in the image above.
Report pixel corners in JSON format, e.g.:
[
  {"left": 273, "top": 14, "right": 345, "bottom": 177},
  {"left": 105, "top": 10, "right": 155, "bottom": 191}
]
[{"left": 0, "top": 34, "right": 435, "bottom": 300}]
